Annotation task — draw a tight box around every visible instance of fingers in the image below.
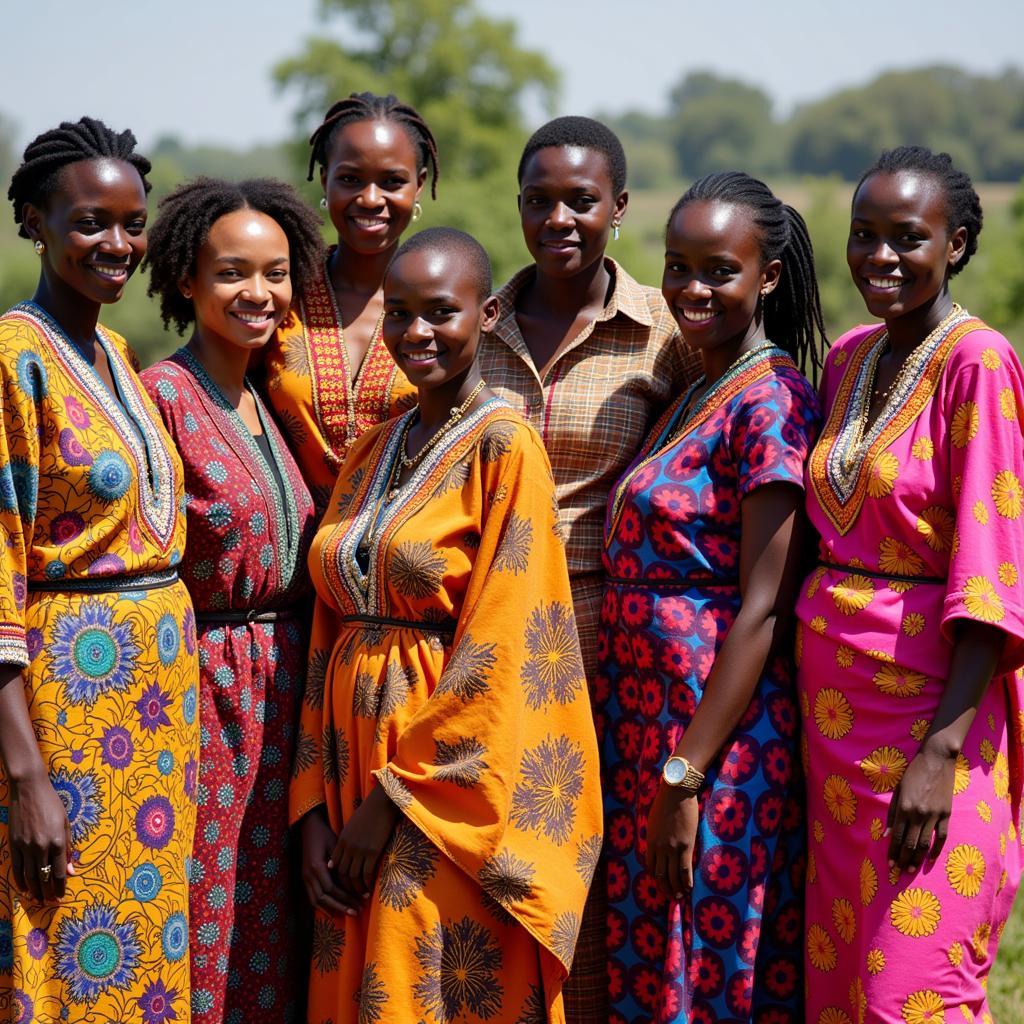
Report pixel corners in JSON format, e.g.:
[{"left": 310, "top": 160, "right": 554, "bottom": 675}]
[
  {"left": 11, "top": 844, "right": 26, "bottom": 895},
  {"left": 665, "top": 845, "right": 683, "bottom": 900},
  {"left": 929, "top": 816, "right": 950, "bottom": 861},
  {"left": 679, "top": 846, "right": 695, "bottom": 894}
]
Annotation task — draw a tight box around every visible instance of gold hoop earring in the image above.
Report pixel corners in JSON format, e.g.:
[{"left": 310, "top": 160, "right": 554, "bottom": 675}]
[
  {"left": 34, "top": 240, "right": 45, "bottom": 255},
  {"left": 412, "top": 201, "right": 423, "bottom": 223}
]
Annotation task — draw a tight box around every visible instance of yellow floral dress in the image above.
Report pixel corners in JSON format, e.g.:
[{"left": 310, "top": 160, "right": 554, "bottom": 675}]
[
  {"left": 0, "top": 303, "right": 198, "bottom": 1024},
  {"left": 797, "top": 313, "right": 1024, "bottom": 1024},
  {"left": 290, "top": 400, "right": 602, "bottom": 1023}
]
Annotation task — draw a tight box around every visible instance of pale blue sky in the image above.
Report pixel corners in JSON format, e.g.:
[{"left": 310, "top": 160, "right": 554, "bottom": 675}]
[{"left": 6, "top": 0, "right": 1022, "bottom": 150}]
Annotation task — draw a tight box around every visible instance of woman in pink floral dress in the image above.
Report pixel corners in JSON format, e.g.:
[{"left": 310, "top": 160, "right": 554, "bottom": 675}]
[{"left": 797, "top": 146, "right": 1024, "bottom": 1024}]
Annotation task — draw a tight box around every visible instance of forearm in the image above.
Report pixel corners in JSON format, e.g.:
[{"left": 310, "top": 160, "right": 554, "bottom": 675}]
[
  {"left": 0, "top": 666, "right": 48, "bottom": 787},
  {"left": 919, "top": 619, "right": 1004, "bottom": 758},
  {"left": 672, "top": 605, "right": 783, "bottom": 773}
]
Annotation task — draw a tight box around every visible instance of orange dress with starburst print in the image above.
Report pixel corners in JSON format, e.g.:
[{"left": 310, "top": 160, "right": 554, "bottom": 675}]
[{"left": 290, "top": 400, "right": 601, "bottom": 1023}]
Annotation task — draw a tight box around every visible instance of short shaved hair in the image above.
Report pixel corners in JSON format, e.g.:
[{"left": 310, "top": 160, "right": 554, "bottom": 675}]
[{"left": 389, "top": 227, "right": 492, "bottom": 299}]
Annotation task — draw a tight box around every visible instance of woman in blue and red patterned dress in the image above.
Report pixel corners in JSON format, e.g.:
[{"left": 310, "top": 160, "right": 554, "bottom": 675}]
[
  {"left": 141, "top": 178, "right": 322, "bottom": 1024},
  {"left": 598, "top": 173, "right": 827, "bottom": 1024}
]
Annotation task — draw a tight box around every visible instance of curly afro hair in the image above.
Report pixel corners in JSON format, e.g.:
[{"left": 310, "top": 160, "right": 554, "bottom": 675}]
[{"left": 144, "top": 176, "right": 325, "bottom": 334}]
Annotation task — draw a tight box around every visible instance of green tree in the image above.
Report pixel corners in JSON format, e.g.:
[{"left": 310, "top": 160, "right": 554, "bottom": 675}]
[
  {"left": 668, "top": 72, "right": 778, "bottom": 179},
  {"left": 274, "top": 0, "right": 560, "bottom": 282}
]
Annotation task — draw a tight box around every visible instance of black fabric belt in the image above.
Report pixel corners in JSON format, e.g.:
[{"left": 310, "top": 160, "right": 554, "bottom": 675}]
[
  {"left": 605, "top": 575, "right": 739, "bottom": 589},
  {"left": 195, "top": 608, "right": 295, "bottom": 624},
  {"left": 28, "top": 568, "right": 180, "bottom": 593},
  {"left": 341, "top": 613, "right": 456, "bottom": 636},
  {"left": 816, "top": 560, "right": 945, "bottom": 586}
]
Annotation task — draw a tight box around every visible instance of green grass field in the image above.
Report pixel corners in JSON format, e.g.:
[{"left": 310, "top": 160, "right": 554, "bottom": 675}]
[{"left": 991, "top": 888, "right": 1023, "bottom": 1021}]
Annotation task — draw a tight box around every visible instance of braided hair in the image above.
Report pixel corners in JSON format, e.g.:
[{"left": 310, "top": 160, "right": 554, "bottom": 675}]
[
  {"left": 144, "top": 177, "right": 325, "bottom": 335},
  {"left": 668, "top": 171, "right": 828, "bottom": 382},
  {"left": 854, "top": 145, "right": 983, "bottom": 276},
  {"left": 8, "top": 117, "right": 152, "bottom": 238},
  {"left": 307, "top": 92, "right": 439, "bottom": 198},
  {"left": 517, "top": 115, "right": 627, "bottom": 195}
]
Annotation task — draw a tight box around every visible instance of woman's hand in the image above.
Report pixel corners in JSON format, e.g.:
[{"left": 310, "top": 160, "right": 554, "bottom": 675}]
[
  {"left": 885, "top": 742, "right": 955, "bottom": 873},
  {"left": 645, "top": 783, "right": 700, "bottom": 899},
  {"left": 300, "top": 806, "right": 359, "bottom": 916},
  {"left": 329, "top": 784, "right": 401, "bottom": 900},
  {"left": 9, "top": 770, "right": 74, "bottom": 903}
]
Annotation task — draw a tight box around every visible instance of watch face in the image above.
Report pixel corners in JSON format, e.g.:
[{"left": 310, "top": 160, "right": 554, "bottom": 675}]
[{"left": 663, "top": 758, "right": 687, "bottom": 785}]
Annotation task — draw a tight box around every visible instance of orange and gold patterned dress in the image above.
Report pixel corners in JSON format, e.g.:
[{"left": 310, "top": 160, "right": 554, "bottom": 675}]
[
  {"left": 0, "top": 303, "right": 198, "bottom": 1024},
  {"left": 290, "top": 400, "right": 602, "bottom": 1023},
  {"left": 261, "top": 253, "right": 415, "bottom": 517}
]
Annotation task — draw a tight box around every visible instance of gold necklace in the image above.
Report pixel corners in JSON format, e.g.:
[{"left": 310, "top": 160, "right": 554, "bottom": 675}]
[{"left": 399, "top": 380, "right": 486, "bottom": 470}]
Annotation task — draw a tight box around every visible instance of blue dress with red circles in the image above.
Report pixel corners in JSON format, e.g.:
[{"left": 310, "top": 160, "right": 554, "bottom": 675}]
[{"left": 596, "top": 345, "right": 819, "bottom": 1024}]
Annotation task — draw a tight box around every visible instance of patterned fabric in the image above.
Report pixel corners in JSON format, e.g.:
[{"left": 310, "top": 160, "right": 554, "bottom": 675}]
[
  {"left": 142, "top": 350, "right": 316, "bottom": 1024},
  {"left": 0, "top": 303, "right": 198, "bottom": 1023},
  {"left": 290, "top": 401, "right": 602, "bottom": 1023},
  {"left": 797, "top": 318, "right": 1024, "bottom": 1024},
  {"left": 598, "top": 346, "right": 819, "bottom": 1024},
  {"left": 479, "top": 257, "right": 702, "bottom": 688},
  {"left": 260, "top": 252, "right": 416, "bottom": 518}
]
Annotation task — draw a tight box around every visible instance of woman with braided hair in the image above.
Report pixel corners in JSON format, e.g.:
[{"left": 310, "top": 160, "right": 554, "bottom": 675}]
[
  {"left": 798, "top": 146, "right": 1024, "bottom": 1024},
  {"left": 0, "top": 118, "right": 198, "bottom": 1020},
  {"left": 599, "top": 172, "right": 826, "bottom": 1023},
  {"left": 141, "top": 176, "right": 323, "bottom": 1024},
  {"left": 260, "top": 91, "right": 440, "bottom": 519}
]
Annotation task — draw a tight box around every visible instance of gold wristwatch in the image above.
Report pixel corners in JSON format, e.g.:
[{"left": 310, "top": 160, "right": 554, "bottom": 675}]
[{"left": 661, "top": 755, "right": 705, "bottom": 794}]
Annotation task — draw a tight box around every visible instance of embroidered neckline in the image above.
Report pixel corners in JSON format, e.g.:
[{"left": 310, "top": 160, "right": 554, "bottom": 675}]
[
  {"left": 809, "top": 307, "right": 980, "bottom": 536},
  {"left": 174, "top": 347, "right": 306, "bottom": 594},
  {"left": 12, "top": 301, "right": 178, "bottom": 550},
  {"left": 325, "top": 399, "right": 510, "bottom": 614},
  {"left": 606, "top": 343, "right": 792, "bottom": 545},
  {"left": 301, "top": 254, "right": 401, "bottom": 465}
]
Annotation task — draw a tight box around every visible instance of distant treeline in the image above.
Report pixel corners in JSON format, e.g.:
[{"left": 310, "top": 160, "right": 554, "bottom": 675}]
[{"left": 604, "top": 66, "right": 1024, "bottom": 187}]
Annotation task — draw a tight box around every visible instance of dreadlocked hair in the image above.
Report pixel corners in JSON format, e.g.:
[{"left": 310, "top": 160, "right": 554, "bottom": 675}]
[
  {"left": 8, "top": 117, "right": 152, "bottom": 238},
  {"left": 855, "top": 145, "right": 982, "bottom": 276},
  {"left": 144, "top": 176, "right": 326, "bottom": 335},
  {"left": 306, "top": 92, "right": 439, "bottom": 199},
  {"left": 668, "top": 171, "right": 828, "bottom": 383}
]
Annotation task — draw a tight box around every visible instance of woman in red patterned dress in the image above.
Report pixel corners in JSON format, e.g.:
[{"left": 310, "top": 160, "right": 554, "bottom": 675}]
[{"left": 141, "top": 177, "right": 323, "bottom": 1024}]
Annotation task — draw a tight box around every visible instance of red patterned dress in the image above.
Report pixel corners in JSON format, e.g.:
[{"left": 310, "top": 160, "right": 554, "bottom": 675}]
[{"left": 142, "top": 349, "right": 315, "bottom": 1024}]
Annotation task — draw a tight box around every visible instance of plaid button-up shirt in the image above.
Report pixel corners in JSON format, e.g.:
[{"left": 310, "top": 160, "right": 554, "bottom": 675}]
[{"left": 479, "top": 259, "right": 701, "bottom": 676}]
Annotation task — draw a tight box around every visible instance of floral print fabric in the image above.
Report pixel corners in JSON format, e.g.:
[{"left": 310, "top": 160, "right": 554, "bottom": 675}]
[
  {"left": 290, "top": 401, "right": 602, "bottom": 1023},
  {"left": 598, "top": 347, "right": 819, "bottom": 1024},
  {"left": 798, "top": 319, "right": 1024, "bottom": 1023},
  {"left": 142, "top": 351, "right": 315, "bottom": 1024},
  {"left": 0, "top": 305, "right": 198, "bottom": 1023}
]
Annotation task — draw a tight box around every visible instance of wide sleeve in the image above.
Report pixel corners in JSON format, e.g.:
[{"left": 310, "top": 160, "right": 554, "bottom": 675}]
[
  {"left": 288, "top": 593, "right": 343, "bottom": 824},
  {"left": 942, "top": 333, "right": 1024, "bottom": 673},
  {"left": 0, "top": 332, "right": 43, "bottom": 666},
  {"left": 731, "top": 369, "right": 821, "bottom": 497},
  {"left": 373, "top": 419, "right": 602, "bottom": 978}
]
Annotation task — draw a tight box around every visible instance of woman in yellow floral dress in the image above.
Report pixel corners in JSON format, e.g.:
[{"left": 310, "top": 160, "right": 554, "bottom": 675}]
[
  {"left": 797, "top": 146, "right": 1024, "bottom": 1024},
  {"left": 0, "top": 119, "right": 197, "bottom": 1024},
  {"left": 260, "top": 92, "right": 439, "bottom": 518},
  {"left": 290, "top": 228, "right": 601, "bottom": 1023}
]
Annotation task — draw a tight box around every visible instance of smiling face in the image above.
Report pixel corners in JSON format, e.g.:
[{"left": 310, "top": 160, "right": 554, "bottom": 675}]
[
  {"left": 184, "top": 208, "right": 292, "bottom": 354},
  {"left": 382, "top": 248, "right": 499, "bottom": 392},
  {"left": 847, "top": 170, "right": 967, "bottom": 325},
  {"left": 662, "top": 200, "right": 779, "bottom": 359},
  {"left": 24, "top": 158, "right": 148, "bottom": 305},
  {"left": 518, "top": 145, "right": 627, "bottom": 279},
  {"left": 320, "top": 118, "right": 426, "bottom": 255}
]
